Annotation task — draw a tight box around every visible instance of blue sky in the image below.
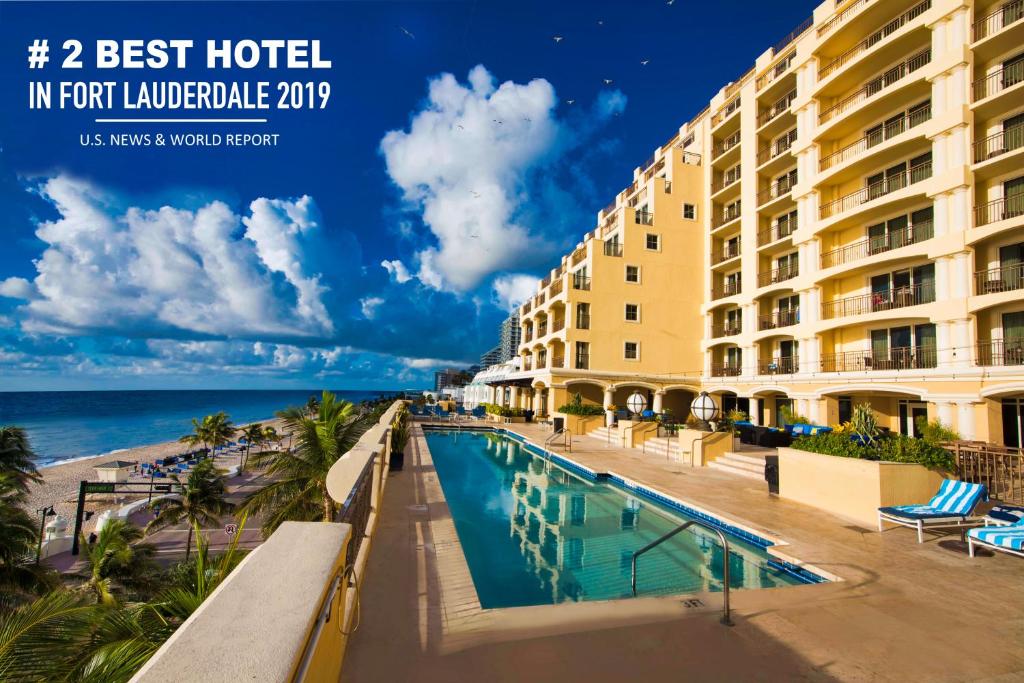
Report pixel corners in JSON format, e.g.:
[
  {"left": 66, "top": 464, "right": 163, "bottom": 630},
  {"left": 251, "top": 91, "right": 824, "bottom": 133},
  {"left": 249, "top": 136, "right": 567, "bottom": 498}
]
[{"left": 0, "top": 0, "right": 813, "bottom": 390}]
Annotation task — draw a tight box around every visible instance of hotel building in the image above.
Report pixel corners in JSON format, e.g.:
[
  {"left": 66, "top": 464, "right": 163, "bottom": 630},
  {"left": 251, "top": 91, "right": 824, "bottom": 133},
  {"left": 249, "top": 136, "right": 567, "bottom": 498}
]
[{"left": 495, "top": 0, "right": 1024, "bottom": 446}]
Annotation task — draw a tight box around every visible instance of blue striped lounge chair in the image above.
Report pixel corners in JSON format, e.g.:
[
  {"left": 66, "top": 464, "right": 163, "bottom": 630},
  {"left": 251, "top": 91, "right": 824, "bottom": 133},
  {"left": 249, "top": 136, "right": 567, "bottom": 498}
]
[
  {"left": 877, "top": 480, "right": 988, "bottom": 543},
  {"left": 984, "top": 504, "right": 1024, "bottom": 527},
  {"left": 967, "top": 519, "right": 1024, "bottom": 558}
]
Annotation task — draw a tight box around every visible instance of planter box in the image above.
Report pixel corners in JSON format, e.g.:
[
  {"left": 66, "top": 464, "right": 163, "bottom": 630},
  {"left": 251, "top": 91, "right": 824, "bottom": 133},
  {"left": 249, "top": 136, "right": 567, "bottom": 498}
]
[
  {"left": 557, "top": 414, "right": 604, "bottom": 436},
  {"left": 486, "top": 413, "right": 525, "bottom": 423},
  {"left": 777, "top": 447, "right": 947, "bottom": 527}
]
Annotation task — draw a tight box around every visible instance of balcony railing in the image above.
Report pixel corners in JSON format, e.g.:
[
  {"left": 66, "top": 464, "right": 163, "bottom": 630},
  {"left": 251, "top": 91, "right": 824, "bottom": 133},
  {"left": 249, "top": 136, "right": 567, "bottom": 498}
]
[
  {"left": 973, "top": 0, "right": 1024, "bottom": 42},
  {"left": 757, "top": 173, "right": 797, "bottom": 207},
  {"left": 523, "top": 331, "right": 533, "bottom": 343},
  {"left": 973, "top": 124, "right": 1024, "bottom": 163},
  {"left": 948, "top": 441, "right": 1024, "bottom": 506},
  {"left": 551, "top": 317, "right": 565, "bottom": 333},
  {"left": 712, "top": 206, "right": 742, "bottom": 230},
  {"left": 975, "top": 263, "right": 1024, "bottom": 295},
  {"left": 757, "top": 135, "right": 795, "bottom": 166},
  {"left": 818, "top": 160, "right": 932, "bottom": 220},
  {"left": 975, "top": 195, "right": 1024, "bottom": 227},
  {"left": 551, "top": 354, "right": 565, "bottom": 369},
  {"left": 757, "top": 264, "right": 799, "bottom": 287},
  {"left": 711, "top": 281, "right": 742, "bottom": 300},
  {"left": 819, "top": 219, "right": 934, "bottom": 268},
  {"left": 537, "top": 322, "right": 548, "bottom": 337},
  {"left": 756, "top": 89, "right": 797, "bottom": 128},
  {"left": 819, "top": 48, "right": 931, "bottom": 125},
  {"left": 771, "top": 15, "right": 812, "bottom": 56},
  {"left": 523, "top": 357, "right": 533, "bottom": 371},
  {"left": 711, "top": 322, "right": 742, "bottom": 338},
  {"left": 973, "top": 60, "right": 1024, "bottom": 101},
  {"left": 711, "top": 243, "right": 741, "bottom": 265},
  {"left": 819, "top": 346, "right": 937, "bottom": 372},
  {"left": 635, "top": 210, "right": 654, "bottom": 225},
  {"left": 757, "top": 220, "right": 796, "bottom": 246},
  {"left": 572, "top": 274, "right": 592, "bottom": 290},
  {"left": 711, "top": 175, "right": 740, "bottom": 195},
  {"left": 712, "top": 99, "right": 741, "bottom": 127},
  {"left": 821, "top": 283, "right": 934, "bottom": 319},
  {"left": 549, "top": 278, "right": 564, "bottom": 297},
  {"left": 712, "top": 135, "right": 741, "bottom": 160},
  {"left": 604, "top": 241, "right": 623, "bottom": 257},
  {"left": 975, "top": 339, "right": 1024, "bottom": 367},
  {"left": 818, "top": 0, "right": 872, "bottom": 38},
  {"left": 818, "top": 0, "right": 931, "bottom": 80},
  {"left": 574, "top": 352, "right": 589, "bottom": 370},
  {"left": 522, "top": 301, "right": 532, "bottom": 314},
  {"left": 819, "top": 103, "right": 931, "bottom": 171},
  {"left": 758, "top": 309, "right": 799, "bottom": 330},
  {"left": 759, "top": 356, "right": 798, "bottom": 374},
  {"left": 710, "top": 363, "right": 742, "bottom": 377}
]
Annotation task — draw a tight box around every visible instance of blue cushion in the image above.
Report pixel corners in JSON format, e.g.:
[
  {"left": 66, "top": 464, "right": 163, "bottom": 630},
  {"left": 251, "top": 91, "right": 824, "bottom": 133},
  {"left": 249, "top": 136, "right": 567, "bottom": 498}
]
[
  {"left": 879, "top": 505, "right": 964, "bottom": 520},
  {"left": 986, "top": 505, "right": 1024, "bottom": 525},
  {"left": 968, "top": 522, "right": 1024, "bottom": 550}
]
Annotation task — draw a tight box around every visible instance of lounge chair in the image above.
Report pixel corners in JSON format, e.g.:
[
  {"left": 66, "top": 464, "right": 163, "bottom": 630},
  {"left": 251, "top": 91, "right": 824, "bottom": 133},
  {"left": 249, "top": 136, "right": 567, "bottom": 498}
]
[
  {"left": 984, "top": 504, "right": 1024, "bottom": 527},
  {"left": 967, "top": 519, "right": 1024, "bottom": 558},
  {"left": 877, "top": 480, "right": 988, "bottom": 543}
]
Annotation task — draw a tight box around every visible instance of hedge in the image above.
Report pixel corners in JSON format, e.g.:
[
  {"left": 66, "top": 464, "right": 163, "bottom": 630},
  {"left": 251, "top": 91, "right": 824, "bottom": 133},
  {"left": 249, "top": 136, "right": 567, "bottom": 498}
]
[{"left": 790, "top": 432, "right": 956, "bottom": 472}]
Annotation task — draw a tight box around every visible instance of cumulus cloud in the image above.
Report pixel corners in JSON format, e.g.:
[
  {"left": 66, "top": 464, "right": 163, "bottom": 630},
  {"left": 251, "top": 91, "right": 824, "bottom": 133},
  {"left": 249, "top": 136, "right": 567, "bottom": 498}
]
[
  {"left": 360, "top": 296, "right": 384, "bottom": 319},
  {"left": 381, "top": 259, "right": 412, "bottom": 283},
  {"left": 9, "top": 175, "right": 332, "bottom": 340},
  {"left": 492, "top": 273, "right": 538, "bottom": 312},
  {"left": 380, "top": 65, "right": 561, "bottom": 291}
]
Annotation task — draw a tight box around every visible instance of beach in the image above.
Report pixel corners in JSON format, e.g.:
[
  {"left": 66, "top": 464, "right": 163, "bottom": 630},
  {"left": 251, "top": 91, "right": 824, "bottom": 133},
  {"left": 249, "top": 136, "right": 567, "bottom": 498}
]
[{"left": 25, "top": 417, "right": 286, "bottom": 533}]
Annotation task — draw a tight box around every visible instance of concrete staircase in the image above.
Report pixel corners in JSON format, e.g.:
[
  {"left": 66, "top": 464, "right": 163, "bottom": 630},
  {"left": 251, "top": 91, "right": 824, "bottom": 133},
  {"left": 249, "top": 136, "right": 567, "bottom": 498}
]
[
  {"left": 586, "top": 426, "right": 618, "bottom": 446},
  {"left": 707, "top": 449, "right": 771, "bottom": 480},
  {"left": 639, "top": 436, "right": 683, "bottom": 461}
]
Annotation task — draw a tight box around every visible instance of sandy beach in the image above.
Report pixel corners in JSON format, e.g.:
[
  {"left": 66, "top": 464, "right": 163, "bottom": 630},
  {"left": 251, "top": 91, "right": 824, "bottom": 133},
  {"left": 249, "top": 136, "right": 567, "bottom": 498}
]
[{"left": 26, "top": 417, "right": 287, "bottom": 533}]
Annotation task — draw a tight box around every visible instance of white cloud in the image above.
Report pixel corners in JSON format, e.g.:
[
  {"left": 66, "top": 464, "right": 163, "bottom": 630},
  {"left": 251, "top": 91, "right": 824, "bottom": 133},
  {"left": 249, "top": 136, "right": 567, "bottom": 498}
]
[
  {"left": 360, "top": 296, "right": 384, "bottom": 319},
  {"left": 401, "top": 356, "right": 465, "bottom": 370},
  {"left": 380, "top": 65, "right": 560, "bottom": 291},
  {"left": 492, "top": 273, "right": 538, "bottom": 312},
  {"left": 11, "top": 175, "right": 332, "bottom": 339},
  {"left": 0, "top": 277, "right": 37, "bottom": 300},
  {"left": 381, "top": 259, "right": 412, "bottom": 283}
]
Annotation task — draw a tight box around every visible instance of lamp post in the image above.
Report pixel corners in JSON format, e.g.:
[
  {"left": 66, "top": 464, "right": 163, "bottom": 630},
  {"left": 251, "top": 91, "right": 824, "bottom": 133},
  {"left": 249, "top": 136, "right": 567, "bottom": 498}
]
[
  {"left": 690, "top": 391, "right": 719, "bottom": 432},
  {"left": 35, "top": 505, "right": 56, "bottom": 564}
]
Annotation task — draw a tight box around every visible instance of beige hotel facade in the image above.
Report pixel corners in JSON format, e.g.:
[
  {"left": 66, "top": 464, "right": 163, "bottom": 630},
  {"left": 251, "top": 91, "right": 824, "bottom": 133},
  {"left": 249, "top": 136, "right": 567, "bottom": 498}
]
[{"left": 487, "top": 0, "right": 1024, "bottom": 447}]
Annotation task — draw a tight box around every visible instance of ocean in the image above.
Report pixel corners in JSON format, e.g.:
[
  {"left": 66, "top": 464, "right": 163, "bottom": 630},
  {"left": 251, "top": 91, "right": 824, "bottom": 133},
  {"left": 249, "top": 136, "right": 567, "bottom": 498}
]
[{"left": 0, "top": 389, "right": 408, "bottom": 467}]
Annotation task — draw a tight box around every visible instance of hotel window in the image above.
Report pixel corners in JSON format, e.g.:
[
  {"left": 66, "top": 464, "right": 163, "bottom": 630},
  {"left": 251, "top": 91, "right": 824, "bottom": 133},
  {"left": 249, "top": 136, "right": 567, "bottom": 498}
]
[
  {"left": 869, "top": 264, "right": 935, "bottom": 309},
  {"left": 625, "top": 265, "right": 640, "bottom": 283},
  {"left": 725, "top": 346, "right": 742, "bottom": 369},
  {"left": 646, "top": 233, "right": 660, "bottom": 251},
  {"left": 776, "top": 209, "right": 797, "bottom": 237},
  {"left": 574, "top": 341, "right": 590, "bottom": 369},
  {"left": 625, "top": 303, "right": 640, "bottom": 322},
  {"left": 869, "top": 323, "right": 937, "bottom": 369},
  {"left": 624, "top": 341, "right": 639, "bottom": 360},
  {"left": 575, "top": 302, "right": 591, "bottom": 329},
  {"left": 683, "top": 203, "right": 696, "bottom": 220}
]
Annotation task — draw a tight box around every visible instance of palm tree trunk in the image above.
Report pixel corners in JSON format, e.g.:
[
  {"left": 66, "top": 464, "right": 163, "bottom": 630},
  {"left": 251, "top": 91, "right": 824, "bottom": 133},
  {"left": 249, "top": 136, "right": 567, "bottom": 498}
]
[
  {"left": 322, "top": 485, "right": 334, "bottom": 522},
  {"left": 242, "top": 444, "right": 250, "bottom": 473},
  {"left": 185, "top": 525, "right": 193, "bottom": 560}
]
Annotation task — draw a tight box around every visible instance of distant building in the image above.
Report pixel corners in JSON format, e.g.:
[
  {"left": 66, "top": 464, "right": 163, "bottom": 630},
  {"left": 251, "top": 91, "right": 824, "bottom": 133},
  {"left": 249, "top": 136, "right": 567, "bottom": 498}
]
[
  {"left": 434, "top": 367, "right": 471, "bottom": 392},
  {"left": 480, "top": 345, "right": 501, "bottom": 367},
  {"left": 499, "top": 313, "right": 521, "bottom": 363}
]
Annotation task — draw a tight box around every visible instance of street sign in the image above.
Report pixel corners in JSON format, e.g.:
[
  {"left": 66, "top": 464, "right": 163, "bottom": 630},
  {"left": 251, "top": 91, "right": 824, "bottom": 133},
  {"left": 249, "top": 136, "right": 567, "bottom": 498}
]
[
  {"left": 154, "top": 484, "right": 172, "bottom": 492},
  {"left": 83, "top": 482, "right": 116, "bottom": 494},
  {"left": 224, "top": 523, "right": 238, "bottom": 535}
]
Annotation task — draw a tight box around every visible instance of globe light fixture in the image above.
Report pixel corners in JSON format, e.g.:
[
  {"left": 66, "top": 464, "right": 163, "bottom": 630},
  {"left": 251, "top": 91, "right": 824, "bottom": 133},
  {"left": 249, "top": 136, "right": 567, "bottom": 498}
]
[
  {"left": 690, "top": 391, "right": 718, "bottom": 431},
  {"left": 626, "top": 391, "right": 647, "bottom": 415}
]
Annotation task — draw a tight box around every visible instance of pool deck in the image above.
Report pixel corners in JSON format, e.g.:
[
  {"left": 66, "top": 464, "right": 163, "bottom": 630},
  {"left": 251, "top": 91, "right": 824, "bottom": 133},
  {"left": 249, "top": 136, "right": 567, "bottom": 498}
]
[{"left": 344, "top": 421, "right": 1024, "bottom": 682}]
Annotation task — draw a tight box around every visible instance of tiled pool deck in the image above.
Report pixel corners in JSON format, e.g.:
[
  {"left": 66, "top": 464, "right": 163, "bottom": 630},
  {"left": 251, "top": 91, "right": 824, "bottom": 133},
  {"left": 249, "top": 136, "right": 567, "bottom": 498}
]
[{"left": 344, "top": 422, "right": 1024, "bottom": 682}]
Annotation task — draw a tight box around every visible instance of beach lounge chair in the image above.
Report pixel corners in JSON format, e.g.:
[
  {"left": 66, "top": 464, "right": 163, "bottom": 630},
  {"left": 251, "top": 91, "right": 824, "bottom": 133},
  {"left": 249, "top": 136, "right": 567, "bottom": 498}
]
[
  {"left": 985, "top": 504, "right": 1024, "bottom": 526},
  {"left": 967, "top": 519, "right": 1024, "bottom": 558},
  {"left": 877, "top": 480, "right": 988, "bottom": 543}
]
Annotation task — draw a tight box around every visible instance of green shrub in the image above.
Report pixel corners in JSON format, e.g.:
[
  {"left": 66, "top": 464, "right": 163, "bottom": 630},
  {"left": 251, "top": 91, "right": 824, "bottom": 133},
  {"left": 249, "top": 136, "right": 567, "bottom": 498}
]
[
  {"left": 791, "top": 432, "right": 956, "bottom": 472},
  {"left": 481, "top": 402, "right": 525, "bottom": 418},
  {"left": 557, "top": 392, "right": 605, "bottom": 416},
  {"left": 915, "top": 417, "right": 960, "bottom": 444},
  {"left": 850, "top": 403, "right": 880, "bottom": 445},
  {"left": 779, "top": 404, "right": 810, "bottom": 426}
]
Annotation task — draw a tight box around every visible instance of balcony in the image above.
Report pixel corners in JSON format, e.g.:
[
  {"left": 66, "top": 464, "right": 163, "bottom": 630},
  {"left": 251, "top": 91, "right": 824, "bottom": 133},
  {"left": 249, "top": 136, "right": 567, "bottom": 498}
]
[
  {"left": 819, "top": 346, "right": 937, "bottom": 372},
  {"left": 973, "top": 61, "right": 1024, "bottom": 101},
  {"left": 523, "top": 357, "right": 533, "bottom": 371},
  {"left": 973, "top": 124, "right": 1024, "bottom": 163},
  {"left": 549, "top": 278, "right": 564, "bottom": 297},
  {"left": 818, "top": 159, "right": 932, "bottom": 220},
  {"left": 712, "top": 206, "right": 742, "bottom": 230},
  {"left": 574, "top": 352, "right": 590, "bottom": 370},
  {"left": 551, "top": 354, "right": 565, "bottom": 369},
  {"left": 712, "top": 98, "right": 741, "bottom": 128},
  {"left": 817, "top": 0, "right": 931, "bottom": 81},
  {"left": 711, "top": 243, "right": 741, "bottom": 265},
  {"left": 711, "top": 175, "right": 740, "bottom": 196},
  {"left": 757, "top": 136, "right": 795, "bottom": 167},
  {"left": 756, "top": 89, "right": 796, "bottom": 129},
  {"left": 572, "top": 274, "right": 592, "bottom": 290},
  {"left": 537, "top": 322, "right": 548, "bottom": 337},
  {"left": 757, "top": 264, "right": 799, "bottom": 287},
  {"left": 758, "top": 309, "right": 799, "bottom": 331},
  {"left": 710, "top": 363, "right": 742, "bottom": 377},
  {"left": 711, "top": 135, "right": 741, "bottom": 161},
  {"left": 759, "top": 356, "right": 798, "bottom": 374},
  {"left": 756, "top": 51, "right": 797, "bottom": 91},
  {"left": 757, "top": 173, "right": 797, "bottom": 207},
  {"left": 711, "top": 281, "right": 742, "bottom": 300},
  {"left": 523, "top": 331, "right": 533, "bottom": 343},
  {"left": 818, "top": 48, "right": 931, "bottom": 125},
  {"left": 975, "top": 263, "right": 1024, "bottom": 295},
  {"left": 820, "top": 219, "right": 933, "bottom": 269},
  {"left": 819, "top": 103, "right": 931, "bottom": 172},
  {"left": 604, "top": 241, "right": 623, "bottom": 257},
  {"left": 551, "top": 317, "right": 565, "bottom": 333},
  {"left": 817, "top": 0, "right": 872, "bottom": 38},
  {"left": 975, "top": 339, "right": 1024, "bottom": 367},
  {"left": 758, "top": 220, "right": 796, "bottom": 246},
  {"left": 973, "top": 0, "right": 1024, "bottom": 42},
  {"left": 635, "top": 210, "right": 654, "bottom": 225},
  {"left": 975, "top": 195, "right": 1024, "bottom": 227},
  {"left": 711, "top": 322, "right": 742, "bottom": 338},
  {"left": 821, "top": 283, "right": 934, "bottom": 319},
  {"left": 522, "top": 301, "right": 532, "bottom": 314}
]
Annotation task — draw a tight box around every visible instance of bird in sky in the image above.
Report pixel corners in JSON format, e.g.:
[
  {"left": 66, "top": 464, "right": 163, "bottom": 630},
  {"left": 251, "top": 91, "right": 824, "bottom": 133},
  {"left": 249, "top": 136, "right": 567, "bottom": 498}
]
[
  {"left": 523, "top": 116, "right": 532, "bottom": 122},
  {"left": 667, "top": 0, "right": 676, "bottom": 5},
  {"left": 603, "top": 79, "right": 614, "bottom": 85},
  {"left": 493, "top": 119, "right": 503, "bottom": 125},
  {"left": 457, "top": 124, "right": 464, "bottom": 130},
  {"left": 470, "top": 191, "right": 481, "bottom": 198},
  {"left": 399, "top": 26, "right": 415, "bottom": 39},
  {"left": 566, "top": 99, "right": 575, "bottom": 105},
  {"left": 641, "top": 59, "right": 650, "bottom": 66},
  {"left": 552, "top": 35, "right": 564, "bottom": 43},
  {"left": 597, "top": 20, "right": 604, "bottom": 26}
]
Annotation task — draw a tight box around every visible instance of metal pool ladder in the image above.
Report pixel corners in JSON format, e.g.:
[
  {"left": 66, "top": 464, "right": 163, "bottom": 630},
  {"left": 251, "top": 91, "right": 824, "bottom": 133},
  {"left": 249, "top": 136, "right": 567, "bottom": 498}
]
[
  {"left": 544, "top": 428, "right": 572, "bottom": 451},
  {"left": 631, "top": 520, "right": 733, "bottom": 626}
]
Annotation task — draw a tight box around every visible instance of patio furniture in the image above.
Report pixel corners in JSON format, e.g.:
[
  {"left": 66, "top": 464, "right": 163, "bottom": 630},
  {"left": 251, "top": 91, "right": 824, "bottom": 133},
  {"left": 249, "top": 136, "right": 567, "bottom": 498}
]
[
  {"left": 877, "top": 480, "right": 988, "bottom": 543},
  {"left": 967, "top": 519, "right": 1024, "bottom": 558},
  {"left": 985, "top": 504, "right": 1024, "bottom": 526}
]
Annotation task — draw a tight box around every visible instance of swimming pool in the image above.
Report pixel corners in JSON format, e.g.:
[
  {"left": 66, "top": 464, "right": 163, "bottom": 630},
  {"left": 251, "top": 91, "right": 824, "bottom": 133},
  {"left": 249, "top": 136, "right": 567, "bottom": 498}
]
[{"left": 424, "top": 428, "right": 819, "bottom": 609}]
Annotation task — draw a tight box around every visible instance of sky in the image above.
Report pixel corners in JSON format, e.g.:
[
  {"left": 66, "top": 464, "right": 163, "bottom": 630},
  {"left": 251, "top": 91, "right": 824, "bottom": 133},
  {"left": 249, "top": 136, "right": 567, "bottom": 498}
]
[{"left": 0, "top": 0, "right": 814, "bottom": 391}]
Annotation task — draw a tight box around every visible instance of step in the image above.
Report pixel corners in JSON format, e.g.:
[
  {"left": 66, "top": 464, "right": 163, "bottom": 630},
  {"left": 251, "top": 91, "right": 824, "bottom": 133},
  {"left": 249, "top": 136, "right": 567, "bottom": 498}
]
[
  {"left": 720, "top": 451, "right": 769, "bottom": 467},
  {"left": 708, "top": 460, "right": 765, "bottom": 479},
  {"left": 715, "top": 455, "right": 765, "bottom": 474}
]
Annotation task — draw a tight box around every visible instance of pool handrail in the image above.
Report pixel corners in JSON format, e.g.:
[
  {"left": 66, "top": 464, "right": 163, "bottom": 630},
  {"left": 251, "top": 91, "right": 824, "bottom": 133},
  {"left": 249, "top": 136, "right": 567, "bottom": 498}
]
[
  {"left": 544, "top": 427, "right": 572, "bottom": 452},
  {"left": 631, "top": 519, "right": 734, "bottom": 626}
]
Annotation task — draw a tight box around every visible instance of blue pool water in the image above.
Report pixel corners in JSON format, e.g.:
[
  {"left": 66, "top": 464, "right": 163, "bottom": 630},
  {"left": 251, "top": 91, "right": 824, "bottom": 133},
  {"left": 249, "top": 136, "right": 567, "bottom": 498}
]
[{"left": 424, "top": 429, "right": 807, "bottom": 609}]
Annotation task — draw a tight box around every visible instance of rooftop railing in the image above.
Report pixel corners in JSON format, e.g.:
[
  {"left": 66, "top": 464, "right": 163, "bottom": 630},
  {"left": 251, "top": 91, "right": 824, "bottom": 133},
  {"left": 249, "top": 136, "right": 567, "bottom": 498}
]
[
  {"left": 757, "top": 264, "right": 799, "bottom": 287},
  {"left": 757, "top": 172, "right": 798, "bottom": 207},
  {"left": 711, "top": 321, "right": 742, "bottom": 338},
  {"left": 819, "top": 346, "right": 937, "bottom": 372},
  {"left": 759, "top": 356, "right": 798, "bottom": 375},
  {"left": 972, "top": 60, "right": 1024, "bottom": 101},
  {"left": 818, "top": 0, "right": 873, "bottom": 38},
  {"left": 757, "top": 89, "right": 797, "bottom": 128},
  {"left": 758, "top": 309, "right": 799, "bottom": 330},
  {"left": 771, "top": 16, "right": 813, "bottom": 55},
  {"left": 975, "top": 339, "right": 1024, "bottom": 367},
  {"left": 973, "top": 0, "right": 1023, "bottom": 42},
  {"left": 821, "top": 283, "right": 934, "bottom": 319},
  {"left": 973, "top": 124, "right": 1024, "bottom": 163},
  {"left": 818, "top": 160, "right": 932, "bottom": 219},
  {"left": 818, "top": 0, "right": 931, "bottom": 80},
  {"left": 820, "top": 219, "right": 933, "bottom": 269},
  {"left": 819, "top": 48, "right": 931, "bottom": 125},
  {"left": 756, "top": 51, "right": 796, "bottom": 91},
  {"left": 711, "top": 280, "right": 742, "bottom": 301},
  {"left": 975, "top": 195, "right": 1024, "bottom": 227},
  {"left": 711, "top": 243, "right": 741, "bottom": 265},
  {"left": 975, "top": 263, "right": 1024, "bottom": 295},
  {"left": 819, "top": 103, "right": 931, "bottom": 171}
]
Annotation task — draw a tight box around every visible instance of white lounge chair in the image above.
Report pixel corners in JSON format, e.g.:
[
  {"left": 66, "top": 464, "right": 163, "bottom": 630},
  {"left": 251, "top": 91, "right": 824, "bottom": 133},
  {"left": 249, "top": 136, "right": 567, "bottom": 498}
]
[
  {"left": 877, "top": 480, "right": 988, "bottom": 543},
  {"left": 968, "top": 519, "right": 1024, "bottom": 558}
]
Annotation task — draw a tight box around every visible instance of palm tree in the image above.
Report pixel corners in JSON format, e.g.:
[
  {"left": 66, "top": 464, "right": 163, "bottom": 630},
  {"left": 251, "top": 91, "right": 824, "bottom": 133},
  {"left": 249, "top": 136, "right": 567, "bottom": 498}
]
[
  {"left": 240, "top": 391, "right": 369, "bottom": 533},
  {"left": 179, "top": 412, "right": 236, "bottom": 457},
  {"left": 262, "top": 425, "right": 280, "bottom": 451},
  {"left": 0, "top": 476, "right": 55, "bottom": 607},
  {"left": 0, "top": 427, "right": 42, "bottom": 495},
  {"left": 305, "top": 395, "right": 320, "bottom": 417},
  {"left": 78, "top": 519, "right": 157, "bottom": 606},
  {"left": 238, "top": 423, "right": 265, "bottom": 474},
  {"left": 145, "top": 460, "right": 231, "bottom": 560}
]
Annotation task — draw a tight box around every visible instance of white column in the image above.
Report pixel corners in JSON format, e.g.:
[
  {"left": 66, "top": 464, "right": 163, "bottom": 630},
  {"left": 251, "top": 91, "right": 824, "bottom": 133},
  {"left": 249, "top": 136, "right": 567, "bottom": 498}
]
[
  {"left": 957, "top": 402, "right": 976, "bottom": 441},
  {"left": 653, "top": 391, "right": 664, "bottom": 414},
  {"left": 532, "top": 390, "right": 544, "bottom": 415},
  {"left": 604, "top": 387, "right": 615, "bottom": 427},
  {"left": 509, "top": 386, "right": 519, "bottom": 410},
  {"left": 808, "top": 398, "right": 821, "bottom": 424},
  {"left": 936, "top": 401, "right": 954, "bottom": 427},
  {"left": 749, "top": 398, "right": 760, "bottom": 426},
  {"left": 797, "top": 398, "right": 810, "bottom": 418}
]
